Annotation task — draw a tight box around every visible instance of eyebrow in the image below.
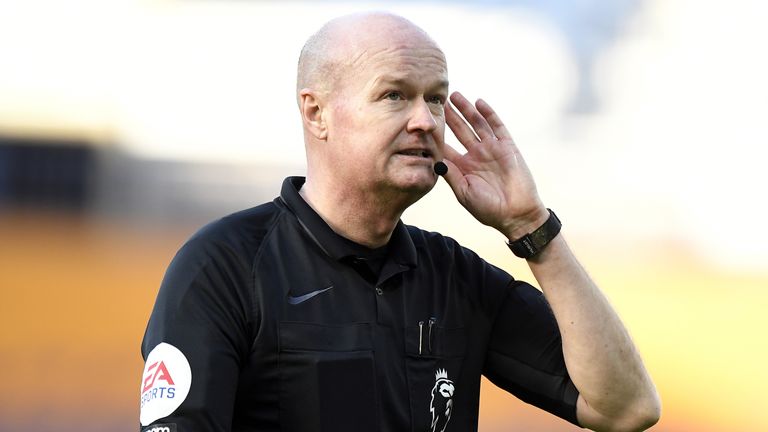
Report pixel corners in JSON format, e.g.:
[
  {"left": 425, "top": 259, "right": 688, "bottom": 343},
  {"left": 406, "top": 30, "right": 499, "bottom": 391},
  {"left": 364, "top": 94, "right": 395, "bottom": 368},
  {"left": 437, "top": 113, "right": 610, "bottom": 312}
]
[{"left": 372, "top": 75, "right": 449, "bottom": 91}]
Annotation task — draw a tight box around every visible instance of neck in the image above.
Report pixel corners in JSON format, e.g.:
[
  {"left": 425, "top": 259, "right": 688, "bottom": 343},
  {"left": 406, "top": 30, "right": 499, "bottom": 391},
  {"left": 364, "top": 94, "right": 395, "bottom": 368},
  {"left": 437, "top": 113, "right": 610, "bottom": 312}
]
[{"left": 300, "top": 176, "right": 420, "bottom": 248}]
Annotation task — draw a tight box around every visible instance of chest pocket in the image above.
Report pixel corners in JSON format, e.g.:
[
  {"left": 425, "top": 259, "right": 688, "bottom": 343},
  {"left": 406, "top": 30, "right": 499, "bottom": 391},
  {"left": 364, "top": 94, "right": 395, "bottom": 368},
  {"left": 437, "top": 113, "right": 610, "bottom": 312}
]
[
  {"left": 279, "top": 321, "right": 377, "bottom": 432},
  {"left": 404, "top": 324, "right": 467, "bottom": 432}
]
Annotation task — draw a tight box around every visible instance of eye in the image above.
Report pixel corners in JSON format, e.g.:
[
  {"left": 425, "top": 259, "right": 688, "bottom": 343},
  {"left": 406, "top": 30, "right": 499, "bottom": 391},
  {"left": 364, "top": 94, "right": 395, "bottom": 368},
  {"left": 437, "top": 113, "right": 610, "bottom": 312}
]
[
  {"left": 427, "top": 94, "right": 446, "bottom": 105},
  {"left": 384, "top": 91, "right": 403, "bottom": 101}
]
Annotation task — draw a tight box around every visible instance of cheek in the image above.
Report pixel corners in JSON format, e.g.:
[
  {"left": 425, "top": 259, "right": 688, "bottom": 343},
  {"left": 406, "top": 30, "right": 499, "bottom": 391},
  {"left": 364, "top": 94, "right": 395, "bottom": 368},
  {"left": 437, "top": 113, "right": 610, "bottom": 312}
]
[
  {"left": 326, "top": 110, "right": 378, "bottom": 164},
  {"left": 329, "top": 104, "right": 354, "bottom": 133},
  {"left": 432, "top": 116, "right": 446, "bottom": 143},
  {"left": 330, "top": 103, "right": 375, "bottom": 140}
]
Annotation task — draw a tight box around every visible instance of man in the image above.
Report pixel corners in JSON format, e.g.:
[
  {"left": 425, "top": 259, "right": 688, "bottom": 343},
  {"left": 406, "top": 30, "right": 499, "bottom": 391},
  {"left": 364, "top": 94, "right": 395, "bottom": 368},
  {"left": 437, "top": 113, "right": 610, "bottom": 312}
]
[{"left": 139, "top": 12, "right": 660, "bottom": 432}]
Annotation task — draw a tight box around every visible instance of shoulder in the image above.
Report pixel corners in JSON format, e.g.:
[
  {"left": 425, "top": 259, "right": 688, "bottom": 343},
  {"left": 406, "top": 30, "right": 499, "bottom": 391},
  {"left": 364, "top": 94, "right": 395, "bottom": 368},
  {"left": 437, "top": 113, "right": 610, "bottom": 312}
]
[
  {"left": 189, "top": 201, "right": 281, "bottom": 251},
  {"left": 144, "top": 204, "right": 284, "bottom": 359},
  {"left": 195, "top": 201, "right": 281, "bottom": 243},
  {"left": 405, "top": 224, "right": 517, "bottom": 316},
  {"left": 406, "top": 224, "right": 456, "bottom": 250},
  {"left": 405, "top": 224, "right": 510, "bottom": 281},
  {"left": 405, "top": 224, "right": 483, "bottom": 265},
  {"left": 168, "top": 201, "right": 284, "bottom": 275},
  {"left": 152, "top": 201, "right": 284, "bottom": 318}
]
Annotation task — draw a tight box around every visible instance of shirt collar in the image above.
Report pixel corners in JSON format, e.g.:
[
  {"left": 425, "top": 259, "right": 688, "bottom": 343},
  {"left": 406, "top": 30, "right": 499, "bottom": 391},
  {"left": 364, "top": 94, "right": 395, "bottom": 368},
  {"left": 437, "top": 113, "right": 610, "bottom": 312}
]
[{"left": 279, "top": 176, "right": 417, "bottom": 268}]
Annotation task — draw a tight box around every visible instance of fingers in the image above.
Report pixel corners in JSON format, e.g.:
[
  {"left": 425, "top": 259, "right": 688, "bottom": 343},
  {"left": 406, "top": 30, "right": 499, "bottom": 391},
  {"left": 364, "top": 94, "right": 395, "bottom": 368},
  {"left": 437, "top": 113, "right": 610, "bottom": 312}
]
[
  {"left": 475, "top": 98, "right": 512, "bottom": 141},
  {"left": 445, "top": 101, "right": 480, "bottom": 151},
  {"left": 449, "top": 92, "right": 495, "bottom": 142}
]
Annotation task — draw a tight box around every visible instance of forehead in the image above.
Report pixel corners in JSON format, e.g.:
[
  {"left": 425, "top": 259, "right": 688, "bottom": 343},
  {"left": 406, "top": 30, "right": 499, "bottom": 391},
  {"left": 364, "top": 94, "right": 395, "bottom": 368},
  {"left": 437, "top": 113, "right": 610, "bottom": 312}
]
[{"left": 350, "top": 42, "right": 448, "bottom": 89}]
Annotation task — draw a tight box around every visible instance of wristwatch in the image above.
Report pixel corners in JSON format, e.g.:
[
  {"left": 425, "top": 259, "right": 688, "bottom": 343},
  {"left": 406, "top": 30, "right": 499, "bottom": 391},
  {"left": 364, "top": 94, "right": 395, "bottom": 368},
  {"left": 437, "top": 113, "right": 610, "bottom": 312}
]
[{"left": 506, "top": 209, "right": 561, "bottom": 259}]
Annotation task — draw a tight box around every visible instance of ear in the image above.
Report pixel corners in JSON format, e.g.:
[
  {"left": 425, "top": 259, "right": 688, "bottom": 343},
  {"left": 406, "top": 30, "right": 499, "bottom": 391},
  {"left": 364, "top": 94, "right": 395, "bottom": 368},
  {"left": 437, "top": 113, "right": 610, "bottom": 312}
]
[{"left": 299, "top": 88, "right": 328, "bottom": 140}]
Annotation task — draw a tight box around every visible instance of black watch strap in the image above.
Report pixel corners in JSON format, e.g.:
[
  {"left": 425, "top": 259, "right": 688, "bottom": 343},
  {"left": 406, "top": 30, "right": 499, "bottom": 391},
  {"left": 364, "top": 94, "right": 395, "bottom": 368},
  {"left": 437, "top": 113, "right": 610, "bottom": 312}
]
[{"left": 506, "top": 209, "right": 562, "bottom": 259}]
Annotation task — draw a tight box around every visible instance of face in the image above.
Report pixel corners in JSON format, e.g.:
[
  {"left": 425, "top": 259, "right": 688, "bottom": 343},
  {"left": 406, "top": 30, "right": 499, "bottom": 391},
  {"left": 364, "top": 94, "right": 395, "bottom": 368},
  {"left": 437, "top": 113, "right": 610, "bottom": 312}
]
[{"left": 324, "top": 32, "right": 449, "bottom": 198}]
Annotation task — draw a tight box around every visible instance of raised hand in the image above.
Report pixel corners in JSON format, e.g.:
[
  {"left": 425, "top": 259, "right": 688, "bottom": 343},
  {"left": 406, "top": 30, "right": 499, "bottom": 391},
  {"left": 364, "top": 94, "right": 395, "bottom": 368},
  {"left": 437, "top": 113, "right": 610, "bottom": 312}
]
[{"left": 441, "top": 91, "right": 548, "bottom": 239}]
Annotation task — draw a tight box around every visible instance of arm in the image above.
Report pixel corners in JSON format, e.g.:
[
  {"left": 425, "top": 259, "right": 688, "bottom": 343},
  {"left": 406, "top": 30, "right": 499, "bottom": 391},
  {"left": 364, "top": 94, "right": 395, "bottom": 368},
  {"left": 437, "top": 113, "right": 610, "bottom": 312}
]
[
  {"left": 140, "top": 234, "right": 252, "bottom": 431},
  {"left": 441, "top": 92, "right": 660, "bottom": 432}
]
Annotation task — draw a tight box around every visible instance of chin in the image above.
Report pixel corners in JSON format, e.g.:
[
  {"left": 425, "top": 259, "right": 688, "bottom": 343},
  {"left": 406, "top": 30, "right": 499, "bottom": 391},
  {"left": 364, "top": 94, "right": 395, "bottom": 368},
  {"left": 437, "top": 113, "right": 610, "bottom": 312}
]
[{"left": 391, "top": 171, "right": 437, "bottom": 195}]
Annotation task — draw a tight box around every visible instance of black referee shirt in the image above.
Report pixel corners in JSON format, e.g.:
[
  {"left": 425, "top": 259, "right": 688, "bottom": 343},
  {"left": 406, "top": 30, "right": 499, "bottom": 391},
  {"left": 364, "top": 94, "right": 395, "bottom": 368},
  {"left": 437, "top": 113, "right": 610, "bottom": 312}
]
[{"left": 140, "top": 176, "right": 579, "bottom": 432}]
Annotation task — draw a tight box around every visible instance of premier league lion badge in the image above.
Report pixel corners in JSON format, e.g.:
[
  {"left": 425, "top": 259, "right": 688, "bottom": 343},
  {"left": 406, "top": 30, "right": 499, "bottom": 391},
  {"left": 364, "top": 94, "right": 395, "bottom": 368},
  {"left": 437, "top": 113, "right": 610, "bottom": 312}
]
[{"left": 430, "top": 368, "right": 455, "bottom": 432}]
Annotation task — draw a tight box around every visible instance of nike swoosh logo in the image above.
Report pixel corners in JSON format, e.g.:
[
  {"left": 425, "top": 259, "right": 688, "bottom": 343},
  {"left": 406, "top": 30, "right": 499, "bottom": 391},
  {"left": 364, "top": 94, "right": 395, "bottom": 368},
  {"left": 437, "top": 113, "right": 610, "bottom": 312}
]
[{"left": 287, "top": 285, "right": 334, "bottom": 305}]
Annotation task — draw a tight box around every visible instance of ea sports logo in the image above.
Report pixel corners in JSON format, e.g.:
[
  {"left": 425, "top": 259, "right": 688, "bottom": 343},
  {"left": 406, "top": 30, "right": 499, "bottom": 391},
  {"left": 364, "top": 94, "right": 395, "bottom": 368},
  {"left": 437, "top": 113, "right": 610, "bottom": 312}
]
[
  {"left": 143, "top": 360, "right": 175, "bottom": 393},
  {"left": 140, "top": 343, "right": 192, "bottom": 426}
]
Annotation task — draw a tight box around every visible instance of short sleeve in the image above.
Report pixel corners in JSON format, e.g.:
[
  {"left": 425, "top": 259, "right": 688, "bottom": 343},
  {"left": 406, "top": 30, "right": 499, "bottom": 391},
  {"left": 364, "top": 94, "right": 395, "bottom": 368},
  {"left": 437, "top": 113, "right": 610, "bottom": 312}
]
[
  {"left": 483, "top": 280, "right": 580, "bottom": 426},
  {"left": 139, "top": 233, "right": 254, "bottom": 431}
]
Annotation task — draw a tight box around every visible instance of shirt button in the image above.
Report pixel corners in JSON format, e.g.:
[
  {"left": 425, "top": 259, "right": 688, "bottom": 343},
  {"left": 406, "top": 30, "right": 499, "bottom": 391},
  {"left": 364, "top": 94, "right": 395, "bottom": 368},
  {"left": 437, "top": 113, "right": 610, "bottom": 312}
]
[{"left": 375, "top": 287, "right": 383, "bottom": 296}]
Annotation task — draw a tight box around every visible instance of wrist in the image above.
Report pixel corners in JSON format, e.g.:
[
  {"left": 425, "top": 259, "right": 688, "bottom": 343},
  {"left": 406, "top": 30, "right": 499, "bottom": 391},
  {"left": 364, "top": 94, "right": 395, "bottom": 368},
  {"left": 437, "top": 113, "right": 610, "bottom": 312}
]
[
  {"left": 501, "top": 207, "right": 550, "bottom": 241},
  {"left": 506, "top": 208, "right": 562, "bottom": 259}
]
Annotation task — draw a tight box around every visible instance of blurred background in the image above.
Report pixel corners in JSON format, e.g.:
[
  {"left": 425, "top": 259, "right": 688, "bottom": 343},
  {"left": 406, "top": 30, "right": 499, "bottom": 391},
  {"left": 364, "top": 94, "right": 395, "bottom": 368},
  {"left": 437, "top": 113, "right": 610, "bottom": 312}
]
[{"left": 1, "top": 0, "right": 766, "bottom": 431}]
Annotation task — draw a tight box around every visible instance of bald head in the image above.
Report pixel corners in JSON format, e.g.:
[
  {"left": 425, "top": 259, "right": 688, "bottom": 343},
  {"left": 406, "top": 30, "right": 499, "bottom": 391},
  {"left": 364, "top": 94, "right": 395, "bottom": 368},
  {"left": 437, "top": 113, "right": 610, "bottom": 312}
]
[{"left": 296, "top": 12, "right": 442, "bottom": 98}]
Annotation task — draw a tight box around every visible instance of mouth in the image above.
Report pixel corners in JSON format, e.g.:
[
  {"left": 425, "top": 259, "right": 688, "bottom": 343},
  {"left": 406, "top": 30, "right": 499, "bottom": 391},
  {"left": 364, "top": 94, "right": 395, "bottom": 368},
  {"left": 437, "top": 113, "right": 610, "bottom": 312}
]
[{"left": 396, "top": 149, "right": 433, "bottom": 159}]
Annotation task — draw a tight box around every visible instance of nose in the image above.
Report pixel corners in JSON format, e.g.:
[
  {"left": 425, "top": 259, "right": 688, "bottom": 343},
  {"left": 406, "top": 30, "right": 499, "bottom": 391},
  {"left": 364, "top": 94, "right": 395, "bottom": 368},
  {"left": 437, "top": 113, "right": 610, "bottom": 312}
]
[{"left": 406, "top": 99, "right": 438, "bottom": 134}]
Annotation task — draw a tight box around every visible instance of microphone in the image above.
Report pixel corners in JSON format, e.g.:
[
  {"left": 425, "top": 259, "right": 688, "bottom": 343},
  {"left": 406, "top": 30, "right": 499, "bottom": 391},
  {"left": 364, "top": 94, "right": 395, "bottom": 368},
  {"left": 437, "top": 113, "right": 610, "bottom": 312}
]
[{"left": 434, "top": 161, "right": 448, "bottom": 176}]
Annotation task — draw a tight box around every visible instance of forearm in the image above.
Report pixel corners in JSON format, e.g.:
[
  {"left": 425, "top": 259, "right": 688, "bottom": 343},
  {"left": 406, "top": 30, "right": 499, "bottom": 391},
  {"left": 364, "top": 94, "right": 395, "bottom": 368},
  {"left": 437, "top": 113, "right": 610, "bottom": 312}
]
[{"left": 525, "top": 235, "right": 660, "bottom": 431}]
